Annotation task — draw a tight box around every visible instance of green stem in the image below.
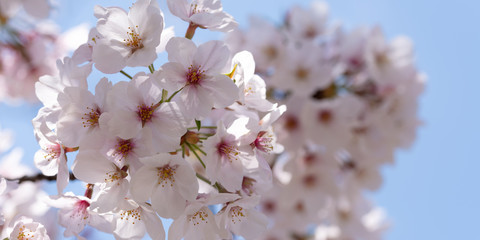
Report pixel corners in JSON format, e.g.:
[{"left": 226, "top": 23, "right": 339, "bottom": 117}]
[
  {"left": 148, "top": 64, "right": 155, "bottom": 73},
  {"left": 187, "top": 126, "right": 217, "bottom": 130},
  {"left": 191, "top": 143, "right": 207, "bottom": 155},
  {"left": 186, "top": 142, "right": 206, "bottom": 168},
  {"left": 120, "top": 70, "right": 133, "bottom": 79},
  {"left": 196, "top": 173, "right": 211, "bottom": 185},
  {"left": 161, "top": 89, "right": 168, "bottom": 102},
  {"left": 167, "top": 87, "right": 184, "bottom": 102},
  {"left": 214, "top": 182, "right": 229, "bottom": 193},
  {"left": 181, "top": 144, "right": 186, "bottom": 158}
]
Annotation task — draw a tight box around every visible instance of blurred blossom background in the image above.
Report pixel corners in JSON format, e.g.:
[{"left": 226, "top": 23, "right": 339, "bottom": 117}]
[{"left": 0, "top": 0, "right": 477, "bottom": 239}]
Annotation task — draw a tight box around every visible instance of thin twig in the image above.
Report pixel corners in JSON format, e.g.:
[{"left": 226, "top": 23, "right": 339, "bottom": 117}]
[{"left": 5, "top": 172, "right": 76, "bottom": 184}]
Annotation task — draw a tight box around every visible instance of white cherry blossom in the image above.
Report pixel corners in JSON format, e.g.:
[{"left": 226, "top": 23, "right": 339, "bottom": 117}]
[
  {"left": 160, "top": 37, "right": 238, "bottom": 119},
  {"left": 203, "top": 121, "right": 256, "bottom": 192},
  {"left": 112, "top": 199, "right": 165, "bottom": 240},
  {"left": 167, "top": 0, "right": 237, "bottom": 32},
  {"left": 8, "top": 217, "right": 50, "bottom": 240},
  {"left": 56, "top": 77, "right": 112, "bottom": 148},
  {"left": 130, "top": 153, "right": 199, "bottom": 219},
  {"left": 92, "top": 0, "right": 164, "bottom": 73},
  {"left": 47, "top": 192, "right": 112, "bottom": 239},
  {"left": 106, "top": 74, "right": 186, "bottom": 152},
  {"left": 216, "top": 196, "right": 268, "bottom": 239}
]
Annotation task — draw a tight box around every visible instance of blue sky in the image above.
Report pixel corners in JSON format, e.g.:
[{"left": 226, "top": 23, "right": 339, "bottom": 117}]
[{"left": 1, "top": 0, "right": 478, "bottom": 239}]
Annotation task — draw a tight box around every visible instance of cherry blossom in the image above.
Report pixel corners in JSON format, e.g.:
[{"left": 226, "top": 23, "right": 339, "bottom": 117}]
[
  {"left": 160, "top": 37, "right": 238, "bottom": 119},
  {"left": 8, "top": 217, "right": 50, "bottom": 240},
  {"left": 111, "top": 199, "right": 165, "bottom": 240},
  {"left": 216, "top": 196, "right": 269, "bottom": 239},
  {"left": 106, "top": 74, "right": 186, "bottom": 152},
  {"left": 203, "top": 121, "right": 256, "bottom": 192},
  {"left": 47, "top": 192, "right": 112, "bottom": 239},
  {"left": 167, "top": 0, "right": 237, "bottom": 34},
  {"left": 92, "top": 0, "right": 164, "bottom": 73},
  {"left": 130, "top": 153, "right": 199, "bottom": 219}
]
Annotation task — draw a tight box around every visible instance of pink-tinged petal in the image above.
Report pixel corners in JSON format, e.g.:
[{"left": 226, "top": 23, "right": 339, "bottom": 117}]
[
  {"left": 160, "top": 62, "right": 189, "bottom": 90},
  {"left": 138, "top": 153, "right": 170, "bottom": 167},
  {"left": 136, "top": 76, "right": 162, "bottom": 103},
  {"left": 193, "top": 40, "right": 229, "bottom": 73},
  {"left": 260, "top": 104, "right": 287, "bottom": 128},
  {"left": 94, "top": 78, "right": 112, "bottom": 110},
  {"left": 35, "top": 76, "right": 61, "bottom": 107},
  {"left": 108, "top": 109, "right": 142, "bottom": 139},
  {"left": 168, "top": 215, "right": 187, "bottom": 240},
  {"left": 91, "top": 180, "right": 129, "bottom": 213},
  {"left": 218, "top": 159, "right": 244, "bottom": 192},
  {"left": 57, "top": 156, "right": 69, "bottom": 194},
  {"left": 179, "top": 84, "right": 213, "bottom": 119},
  {"left": 148, "top": 102, "right": 185, "bottom": 151},
  {"left": 151, "top": 184, "right": 186, "bottom": 219},
  {"left": 130, "top": 167, "right": 158, "bottom": 202},
  {"left": 56, "top": 97, "right": 96, "bottom": 147},
  {"left": 142, "top": 208, "right": 165, "bottom": 240},
  {"left": 72, "top": 43, "right": 92, "bottom": 65},
  {"left": 166, "top": 0, "right": 190, "bottom": 22},
  {"left": 58, "top": 200, "right": 90, "bottom": 236},
  {"left": 232, "top": 209, "right": 268, "bottom": 239},
  {"left": 96, "top": 8, "right": 130, "bottom": 42},
  {"left": 130, "top": 0, "right": 163, "bottom": 48},
  {"left": 190, "top": 11, "right": 222, "bottom": 29},
  {"left": 106, "top": 81, "right": 131, "bottom": 111},
  {"left": 166, "top": 37, "right": 196, "bottom": 64},
  {"left": 113, "top": 207, "right": 146, "bottom": 239},
  {"left": 72, "top": 150, "right": 116, "bottom": 183},
  {"left": 174, "top": 162, "right": 199, "bottom": 201},
  {"left": 46, "top": 193, "right": 84, "bottom": 208},
  {"left": 88, "top": 212, "right": 113, "bottom": 234},
  {"left": 201, "top": 75, "right": 238, "bottom": 108},
  {"left": 34, "top": 149, "right": 58, "bottom": 176},
  {"left": 129, "top": 0, "right": 158, "bottom": 33},
  {"left": 232, "top": 51, "right": 256, "bottom": 84},
  {"left": 126, "top": 46, "right": 158, "bottom": 67},
  {"left": 157, "top": 26, "right": 175, "bottom": 53},
  {"left": 92, "top": 41, "right": 127, "bottom": 74}
]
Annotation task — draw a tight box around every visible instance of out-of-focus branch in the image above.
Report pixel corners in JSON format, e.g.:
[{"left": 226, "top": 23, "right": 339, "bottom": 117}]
[{"left": 5, "top": 172, "right": 77, "bottom": 184}]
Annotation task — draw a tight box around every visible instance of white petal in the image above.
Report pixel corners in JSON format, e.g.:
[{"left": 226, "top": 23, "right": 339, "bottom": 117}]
[
  {"left": 168, "top": 216, "right": 187, "bottom": 240},
  {"left": 201, "top": 75, "right": 238, "bottom": 108},
  {"left": 108, "top": 109, "right": 142, "bottom": 140},
  {"left": 72, "top": 150, "right": 117, "bottom": 183},
  {"left": 142, "top": 208, "right": 166, "bottom": 240},
  {"left": 166, "top": 37, "right": 196, "bottom": 64},
  {"left": 174, "top": 162, "right": 199, "bottom": 201},
  {"left": 130, "top": 167, "right": 158, "bottom": 202},
  {"left": 92, "top": 41, "right": 127, "bottom": 74},
  {"left": 193, "top": 40, "right": 229, "bottom": 73},
  {"left": 151, "top": 184, "right": 185, "bottom": 219}
]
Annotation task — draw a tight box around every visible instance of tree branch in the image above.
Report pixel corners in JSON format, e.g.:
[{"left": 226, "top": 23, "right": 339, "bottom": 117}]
[{"left": 5, "top": 172, "right": 77, "bottom": 184}]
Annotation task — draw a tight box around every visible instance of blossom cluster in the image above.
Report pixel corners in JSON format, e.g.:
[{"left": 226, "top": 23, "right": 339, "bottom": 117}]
[
  {"left": 0, "top": 125, "right": 56, "bottom": 239},
  {"left": 0, "top": 0, "right": 424, "bottom": 239},
  {"left": 226, "top": 2, "right": 425, "bottom": 239},
  {"left": 3, "top": 0, "right": 287, "bottom": 239},
  {"left": 0, "top": 0, "right": 87, "bottom": 104}
]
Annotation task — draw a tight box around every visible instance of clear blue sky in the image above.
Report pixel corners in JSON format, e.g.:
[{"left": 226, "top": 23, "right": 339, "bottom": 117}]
[{"left": 0, "top": 0, "right": 478, "bottom": 239}]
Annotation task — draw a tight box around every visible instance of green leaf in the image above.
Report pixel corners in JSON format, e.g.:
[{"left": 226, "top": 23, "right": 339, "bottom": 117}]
[{"left": 195, "top": 119, "right": 201, "bottom": 131}]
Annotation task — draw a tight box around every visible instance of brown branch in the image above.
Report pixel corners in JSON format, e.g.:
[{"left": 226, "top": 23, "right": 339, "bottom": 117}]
[{"left": 5, "top": 172, "right": 77, "bottom": 184}]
